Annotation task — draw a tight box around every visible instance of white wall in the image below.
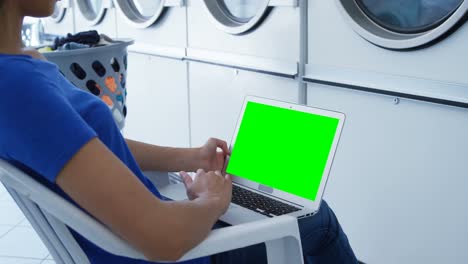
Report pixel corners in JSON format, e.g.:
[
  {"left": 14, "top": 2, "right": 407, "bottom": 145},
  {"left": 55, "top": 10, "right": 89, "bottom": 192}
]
[
  {"left": 308, "top": 83, "right": 468, "bottom": 264},
  {"left": 124, "top": 53, "right": 190, "bottom": 148},
  {"left": 188, "top": 62, "right": 300, "bottom": 147},
  {"left": 44, "top": 1, "right": 468, "bottom": 263}
]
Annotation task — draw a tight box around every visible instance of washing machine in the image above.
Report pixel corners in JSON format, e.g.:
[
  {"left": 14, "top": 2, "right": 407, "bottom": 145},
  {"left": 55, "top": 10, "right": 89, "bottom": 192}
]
[
  {"left": 114, "top": 0, "right": 186, "bottom": 58},
  {"left": 113, "top": 0, "right": 189, "bottom": 147},
  {"left": 187, "top": 0, "right": 303, "bottom": 147},
  {"left": 304, "top": 1, "right": 468, "bottom": 263},
  {"left": 74, "top": 0, "right": 117, "bottom": 37},
  {"left": 186, "top": 0, "right": 301, "bottom": 77},
  {"left": 41, "top": 0, "right": 75, "bottom": 36},
  {"left": 306, "top": 0, "right": 468, "bottom": 88}
]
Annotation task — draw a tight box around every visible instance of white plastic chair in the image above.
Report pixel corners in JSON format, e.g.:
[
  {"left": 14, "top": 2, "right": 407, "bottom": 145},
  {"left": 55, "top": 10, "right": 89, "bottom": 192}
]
[{"left": 0, "top": 159, "right": 304, "bottom": 264}]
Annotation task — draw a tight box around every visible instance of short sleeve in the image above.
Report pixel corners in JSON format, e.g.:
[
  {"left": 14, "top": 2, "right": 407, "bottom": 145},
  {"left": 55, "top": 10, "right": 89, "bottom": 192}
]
[{"left": 0, "top": 65, "right": 97, "bottom": 183}]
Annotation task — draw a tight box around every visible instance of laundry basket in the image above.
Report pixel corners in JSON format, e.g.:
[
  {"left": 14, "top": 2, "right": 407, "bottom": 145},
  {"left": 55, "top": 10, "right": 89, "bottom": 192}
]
[{"left": 43, "top": 39, "right": 134, "bottom": 130}]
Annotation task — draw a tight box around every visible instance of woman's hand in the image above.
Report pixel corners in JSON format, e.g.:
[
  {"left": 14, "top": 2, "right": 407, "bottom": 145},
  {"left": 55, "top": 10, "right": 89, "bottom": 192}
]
[
  {"left": 198, "top": 138, "right": 230, "bottom": 172},
  {"left": 180, "top": 169, "right": 232, "bottom": 216}
]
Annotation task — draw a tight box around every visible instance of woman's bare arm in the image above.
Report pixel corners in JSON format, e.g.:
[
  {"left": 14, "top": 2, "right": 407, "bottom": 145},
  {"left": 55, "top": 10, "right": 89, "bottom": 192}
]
[
  {"left": 125, "top": 138, "right": 201, "bottom": 172},
  {"left": 125, "top": 138, "right": 229, "bottom": 173},
  {"left": 56, "top": 138, "right": 232, "bottom": 261}
]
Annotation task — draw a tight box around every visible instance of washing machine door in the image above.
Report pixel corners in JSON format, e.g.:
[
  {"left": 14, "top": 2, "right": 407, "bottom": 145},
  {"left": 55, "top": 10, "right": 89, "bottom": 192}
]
[
  {"left": 202, "top": 0, "right": 297, "bottom": 34},
  {"left": 114, "top": 0, "right": 183, "bottom": 29},
  {"left": 337, "top": 0, "right": 468, "bottom": 49},
  {"left": 76, "top": 0, "right": 113, "bottom": 26},
  {"left": 49, "top": 0, "right": 70, "bottom": 23}
]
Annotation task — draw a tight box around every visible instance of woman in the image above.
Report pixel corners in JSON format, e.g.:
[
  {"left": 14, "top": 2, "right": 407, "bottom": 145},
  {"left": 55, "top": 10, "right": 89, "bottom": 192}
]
[{"left": 0, "top": 0, "right": 358, "bottom": 263}]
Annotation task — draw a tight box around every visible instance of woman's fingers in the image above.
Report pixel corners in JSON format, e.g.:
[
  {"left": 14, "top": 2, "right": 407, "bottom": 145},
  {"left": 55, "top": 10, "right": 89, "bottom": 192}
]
[{"left": 180, "top": 171, "right": 193, "bottom": 189}]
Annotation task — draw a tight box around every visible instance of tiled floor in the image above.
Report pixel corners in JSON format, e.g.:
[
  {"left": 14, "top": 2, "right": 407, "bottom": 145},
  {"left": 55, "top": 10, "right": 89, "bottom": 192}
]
[{"left": 0, "top": 183, "right": 54, "bottom": 264}]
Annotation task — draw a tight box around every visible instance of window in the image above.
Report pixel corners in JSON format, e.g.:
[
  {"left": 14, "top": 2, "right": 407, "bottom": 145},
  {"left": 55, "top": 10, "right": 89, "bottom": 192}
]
[
  {"left": 337, "top": 0, "right": 468, "bottom": 49},
  {"left": 219, "top": 0, "right": 266, "bottom": 23},
  {"left": 51, "top": 4, "right": 62, "bottom": 20},
  {"left": 129, "top": 0, "right": 162, "bottom": 19},
  {"left": 202, "top": 0, "right": 270, "bottom": 34},
  {"left": 114, "top": 0, "right": 165, "bottom": 28},
  {"left": 49, "top": 1, "right": 67, "bottom": 23},
  {"left": 357, "top": 0, "right": 464, "bottom": 34},
  {"left": 89, "top": 0, "right": 104, "bottom": 19},
  {"left": 76, "top": 0, "right": 108, "bottom": 25}
]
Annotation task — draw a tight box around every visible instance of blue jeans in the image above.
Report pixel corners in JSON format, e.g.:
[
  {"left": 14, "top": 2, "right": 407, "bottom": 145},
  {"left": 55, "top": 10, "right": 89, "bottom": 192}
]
[{"left": 211, "top": 200, "right": 358, "bottom": 264}]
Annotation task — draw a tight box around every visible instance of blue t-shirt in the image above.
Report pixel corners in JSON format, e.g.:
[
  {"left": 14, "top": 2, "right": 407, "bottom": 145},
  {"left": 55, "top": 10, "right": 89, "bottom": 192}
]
[{"left": 0, "top": 54, "right": 209, "bottom": 264}]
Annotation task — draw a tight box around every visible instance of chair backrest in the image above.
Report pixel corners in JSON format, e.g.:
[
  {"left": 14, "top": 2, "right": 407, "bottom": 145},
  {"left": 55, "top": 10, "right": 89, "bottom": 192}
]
[
  {"left": 5, "top": 185, "right": 81, "bottom": 264},
  {"left": 0, "top": 159, "right": 147, "bottom": 263}
]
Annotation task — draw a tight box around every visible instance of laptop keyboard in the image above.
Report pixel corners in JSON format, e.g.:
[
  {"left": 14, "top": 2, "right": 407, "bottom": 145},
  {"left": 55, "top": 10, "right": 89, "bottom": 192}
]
[{"left": 232, "top": 185, "right": 301, "bottom": 217}]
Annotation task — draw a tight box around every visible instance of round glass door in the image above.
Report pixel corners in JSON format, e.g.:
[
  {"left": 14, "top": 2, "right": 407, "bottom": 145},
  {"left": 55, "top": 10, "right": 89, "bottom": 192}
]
[
  {"left": 76, "top": 0, "right": 108, "bottom": 26},
  {"left": 203, "top": 0, "right": 270, "bottom": 34},
  {"left": 357, "top": 0, "right": 464, "bottom": 34},
  {"left": 131, "top": 0, "right": 162, "bottom": 19},
  {"left": 337, "top": 0, "right": 468, "bottom": 49},
  {"left": 219, "top": 0, "right": 266, "bottom": 23},
  {"left": 49, "top": 1, "right": 68, "bottom": 23},
  {"left": 114, "top": 0, "right": 165, "bottom": 28}
]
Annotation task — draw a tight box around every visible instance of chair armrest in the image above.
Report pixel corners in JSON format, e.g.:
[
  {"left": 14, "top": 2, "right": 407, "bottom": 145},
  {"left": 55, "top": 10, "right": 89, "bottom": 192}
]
[
  {"left": 0, "top": 160, "right": 303, "bottom": 263},
  {"left": 178, "top": 215, "right": 302, "bottom": 262}
]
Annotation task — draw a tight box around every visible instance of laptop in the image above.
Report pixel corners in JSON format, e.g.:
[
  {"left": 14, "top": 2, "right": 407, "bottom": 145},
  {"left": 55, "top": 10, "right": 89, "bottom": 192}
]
[{"left": 159, "top": 96, "right": 345, "bottom": 225}]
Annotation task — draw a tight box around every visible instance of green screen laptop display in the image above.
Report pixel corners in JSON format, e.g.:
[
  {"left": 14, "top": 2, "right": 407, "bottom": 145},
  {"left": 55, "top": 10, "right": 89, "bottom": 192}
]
[{"left": 226, "top": 101, "right": 340, "bottom": 201}]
